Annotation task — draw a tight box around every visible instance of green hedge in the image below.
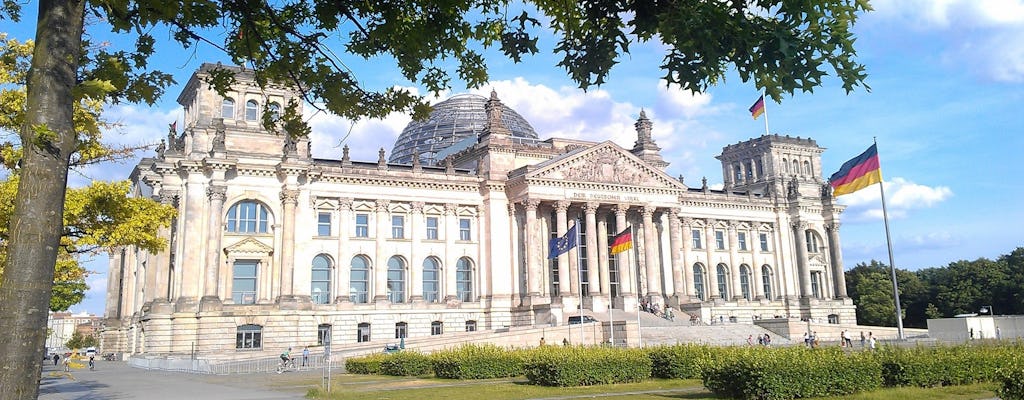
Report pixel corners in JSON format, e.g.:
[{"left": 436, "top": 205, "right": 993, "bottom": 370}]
[
  {"left": 646, "top": 344, "right": 738, "bottom": 379},
  {"left": 379, "top": 351, "right": 434, "bottom": 376},
  {"left": 997, "top": 353, "right": 1024, "bottom": 400},
  {"left": 431, "top": 344, "right": 525, "bottom": 379},
  {"left": 702, "top": 347, "right": 882, "bottom": 400},
  {"left": 877, "top": 343, "right": 1019, "bottom": 388},
  {"left": 523, "top": 346, "right": 652, "bottom": 387},
  {"left": 345, "top": 353, "right": 390, "bottom": 374}
]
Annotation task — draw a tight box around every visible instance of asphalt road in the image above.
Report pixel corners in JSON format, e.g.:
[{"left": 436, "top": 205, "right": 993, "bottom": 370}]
[{"left": 38, "top": 359, "right": 323, "bottom": 400}]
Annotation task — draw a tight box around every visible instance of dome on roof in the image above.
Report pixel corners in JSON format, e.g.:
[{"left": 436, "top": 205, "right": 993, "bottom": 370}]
[{"left": 389, "top": 94, "right": 539, "bottom": 165}]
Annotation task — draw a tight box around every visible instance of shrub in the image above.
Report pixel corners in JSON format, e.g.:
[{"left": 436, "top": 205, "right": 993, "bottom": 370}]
[
  {"left": 432, "top": 344, "right": 525, "bottom": 379},
  {"left": 702, "top": 347, "right": 882, "bottom": 400},
  {"left": 345, "top": 353, "right": 389, "bottom": 374},
  {"left": 877, "top": 343, "right": 1020, "bottom": 388},
  {"left": 997, "top": 353, "right": 1024, "bottom": 400},
  {"left": 524, "top": 346, "right": 652, "bottom": 387},
  {"left": 380, "top": 351, "right": 434, "bottom": 376}
]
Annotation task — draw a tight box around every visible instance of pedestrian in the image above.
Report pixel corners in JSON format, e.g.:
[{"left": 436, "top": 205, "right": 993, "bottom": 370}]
[
  {"left": 88, "top": 355, "right": 95, "bottom": 371},
  {"left": 757, "top": 335, "right": 764, "bottom": 345},
  {"left": 840, "top": 330, "right": 847, "bottom": 347},
  {"left": 860, "top": 331, "right": 866, "bottom": 347},
  {"left": 302, "top": 346, "right": 309, "bottom": 366},
  {"left": 53, "top": 353, "right": 60, "bottom": 366},
  {"left": 747, "top": 335, "right": 754, "bottom": 346},
  {"left": 804, "top": 331, "right": 811, "bottom": 347},
  {"left": 539, "top": 337, "right": 546, "bottom": 346},
  {"left": 844, "top": 330, "right": 852, "bottom": 347},
  {"left": 763, "top": 333, "right": 771, "bottom": 347},
  {"left": 62, "top": 356, "right": 70, "bottom": 372},
  {"left": 562, "top": 338, "right": 570, "bottom": 346},
  {"left": 868, "top": 332, "right": 876, "bottom": 350}
]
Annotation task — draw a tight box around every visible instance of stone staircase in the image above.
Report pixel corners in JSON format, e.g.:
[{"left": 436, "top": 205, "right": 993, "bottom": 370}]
[{"left": 631, "top": 311, "right": 793, "bottom": 347}]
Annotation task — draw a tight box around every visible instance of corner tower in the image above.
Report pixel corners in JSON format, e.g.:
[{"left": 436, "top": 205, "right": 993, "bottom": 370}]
[{"left": 716, "top": 134, "right": 825, "bottom": 197}]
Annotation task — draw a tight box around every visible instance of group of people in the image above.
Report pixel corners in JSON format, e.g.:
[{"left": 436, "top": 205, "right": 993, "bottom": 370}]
[
  {"left": 639, "top": 300, "right": 675, "bottom": 321},
  {"left": 746, "top": 334, "right": 773, "bottom": 346},
  {"left": 803, "top": 330, "right": 877, "bottom": 349},
  {"left": 49, "top": 352, "right": 93, "bottom": 372}
]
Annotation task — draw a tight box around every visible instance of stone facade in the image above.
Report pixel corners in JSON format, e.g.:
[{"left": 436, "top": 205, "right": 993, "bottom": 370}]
[{"left": 102, "top": 63, "right": 855, "bottom": 357}]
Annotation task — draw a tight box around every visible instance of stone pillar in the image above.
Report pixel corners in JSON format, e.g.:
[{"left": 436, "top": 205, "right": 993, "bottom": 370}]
[
  {"left": 642, "top": 206, "right": 661, "bottom": 298},
  {"left": 374, "top": 199, "right": 390, "bottom": 302},
  {"left": 409, "top": 202, "right": 424, "bottom": 302},
  {"left": 175, "top": 165, "right": 205, "bottom": 310},
  {"left": 681, "top": 218, "right": 695, "bottom": 301},
  {"left": 524, "top": 200, "right": 542, "bottom": 298},
  {"left": 200, "top": 184, "right": 227, "bottom": 308},
  {"left": 279, "top": 188, "right": 300, "bottom": 300},
  {"left": 614, "top": 205, "right": 633, "bottom": 297},
  {"left": 668, "top": 210, "right": 685, "bottom": 301},
  {"left": 151, "top": 190, "right": 177, "bottom": 306},
  {"left": 728, "top": 221, "right": 742, "bottom": 300},
  {"left": 596, "top": 214, "right": 610, "bottom": 298},
  {"left": 705, "top": 221, "right": 719, "bottom": 299},
  {"left": 336, "top": 198, "right": 353, "bottom": 303},
  {"left": 443, "top": 203, "right": 458, "bottom": 301},
  {"left": 793, "top": 221, "right": 812, "bottom": 298},
  {"left": 827, "top": 222, "right": 849, "bottom": 298},
  {"left": 585, "top": 202, "right": 600, "bottom": 297},
  {"left": 555, "top": 201, "right": 571, "bottom": 297},
  {"left": 508, "top": 203, "right": 521, "bottom": 302},
  {"left": 105, "top": 251, "right": 124, "bottom": 319},
  {"left": 752, "top": 228, "right": 765, "bottom": 300}
]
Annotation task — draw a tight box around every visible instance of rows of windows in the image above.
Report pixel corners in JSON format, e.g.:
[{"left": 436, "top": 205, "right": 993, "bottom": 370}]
[
  {"left": 692, "top": 263, "right": 775, "bottom": 302},
  {"left": 221, "top": 98, "right": 280, "bottom": 122},
  {"left": 236, "top": 320, "right": 479, "bottom": 349},
  {"left": 691, "top": 228, "right": 772, "bottom": 252}
]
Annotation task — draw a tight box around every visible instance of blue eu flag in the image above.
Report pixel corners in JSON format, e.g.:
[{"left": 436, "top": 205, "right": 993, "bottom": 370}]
[{"left": 548, "top": 224, "right": 578, "bottom": 259}]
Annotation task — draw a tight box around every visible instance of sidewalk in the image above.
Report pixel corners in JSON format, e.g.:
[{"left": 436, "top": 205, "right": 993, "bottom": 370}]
[{"left": 38, "top": 359, "right": 321, "bottom": 400}]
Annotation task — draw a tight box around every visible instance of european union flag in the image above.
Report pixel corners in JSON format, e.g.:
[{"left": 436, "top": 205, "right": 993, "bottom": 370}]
[{"left": 548, "top": 224, "right": 578, "bottom": 259}]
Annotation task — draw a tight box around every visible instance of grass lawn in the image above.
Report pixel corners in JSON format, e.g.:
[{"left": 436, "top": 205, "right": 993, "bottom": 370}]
[{"left": 305, "top": 375, "right": 998, "bottom": 400}]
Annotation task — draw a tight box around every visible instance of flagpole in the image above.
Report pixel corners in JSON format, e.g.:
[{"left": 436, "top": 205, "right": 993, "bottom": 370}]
[
  {"left": 631, "top": 225, "right": 643, "bottom": 348},
  {"left": 875, "top": 138, "right": 905, "bottom": 340},
  {"left": 761, "top": 89, "right": 770, "bottom": 135},
  {"left": 575, "top": 218, "right": 585, "bottom": 346}
]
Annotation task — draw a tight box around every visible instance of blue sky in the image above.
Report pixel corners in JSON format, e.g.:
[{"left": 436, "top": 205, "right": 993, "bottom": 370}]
[{"left": 7, "top": 1, "right": 1023, "bottom": 316}]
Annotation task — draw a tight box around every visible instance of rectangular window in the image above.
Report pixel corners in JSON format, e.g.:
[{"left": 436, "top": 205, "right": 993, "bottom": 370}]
[
  {"left": 759, "top": 233, "right": 770, "bottom": 252},
  {"left": 692, "top": 229, "right": 703, "bottom": 249},
  {"left": 317, "top": 212, "right": 331, "bottom": 237},
  {"left": 355, "top": 214, "right": 369, "bottom": 237},
  {"left": 392, "top": 215, "right": 405, "bottom": 239},
  {"left": 465, "top": 320, "right": 477, "bottom": 332},
  {"left": 426, "top": 217, "right": 439, "bottom": 240},
  {"left": 431, "top": 321, "right": 443, "bottom": 336},
  {"left": 459, "top": 218, "right": 471, "bottom": 241},
  {"left": 737, "top": 232, "right": 747, "bottom": 251},
  {"left": 395, "top": 323, "right": 408, "bottom": 339},
  {"left": 715, "top": 230, "right": 725, "bottom": 250},
  {"left": 232, "top": 261, "right": 258, "bottom": 304},
  {"left": 317, "top": 324, "right": 331, "bottom": 346}
]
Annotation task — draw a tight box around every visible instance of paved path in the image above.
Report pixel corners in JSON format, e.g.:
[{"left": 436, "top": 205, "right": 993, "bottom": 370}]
[{"left": 38, "top": 360, "right": 321, "bottom": 400}]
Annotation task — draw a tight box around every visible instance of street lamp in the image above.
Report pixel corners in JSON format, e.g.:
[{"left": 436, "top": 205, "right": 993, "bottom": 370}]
[{"left": 979, "top": 305, "right": 995, "bottom": 316}]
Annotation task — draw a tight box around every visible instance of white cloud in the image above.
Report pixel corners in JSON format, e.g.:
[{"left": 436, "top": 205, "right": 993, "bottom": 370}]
[
  {"left": 837, "top": 177, "right": 953, "bottom": 220},
  {"left": 870, "top": 0, "right": 1024, "bottom": 28}
]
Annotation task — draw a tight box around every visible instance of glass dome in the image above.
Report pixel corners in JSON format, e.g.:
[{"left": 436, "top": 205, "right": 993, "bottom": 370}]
[{"left": 389, "top": 94, "right": 539, "bottom": 165}]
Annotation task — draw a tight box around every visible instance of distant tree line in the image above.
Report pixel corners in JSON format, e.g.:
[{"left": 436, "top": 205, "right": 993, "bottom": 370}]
[{"left": 846, "top": 247, "right": 1024, "bottom": 328}]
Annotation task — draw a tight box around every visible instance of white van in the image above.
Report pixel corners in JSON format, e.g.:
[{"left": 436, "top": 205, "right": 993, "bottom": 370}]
[{"left": 85, "top": 347, "right": 97, "bottom": 357}]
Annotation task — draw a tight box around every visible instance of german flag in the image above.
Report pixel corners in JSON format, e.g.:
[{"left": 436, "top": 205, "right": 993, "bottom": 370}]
[
  {"left": 749, "top": 95, "right": 765, "bottom": 119},
  {"left": 610, "top": 227, "right": 633, "bottom": 255},
  {"left": 829, "top": 144, "right": 882, "bottom": 197}
]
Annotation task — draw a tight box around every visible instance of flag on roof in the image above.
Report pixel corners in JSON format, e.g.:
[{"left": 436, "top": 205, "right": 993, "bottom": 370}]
[
  {"left": 749, "top": 95, "right": 765, "bottom": 119},
  {"left": 829, "top": 144, "right": 882, "bottom": 197}
]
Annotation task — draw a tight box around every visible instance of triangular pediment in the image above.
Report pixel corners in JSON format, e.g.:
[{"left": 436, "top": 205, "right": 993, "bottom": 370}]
[
  {"left": 526, "top": 142, "right": 686, "bottom": 189},
  {"left": 223, "top": 237, "right": 275, "bottom": 257}
]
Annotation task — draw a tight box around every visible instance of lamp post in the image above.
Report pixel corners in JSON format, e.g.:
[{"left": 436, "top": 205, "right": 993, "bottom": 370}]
[{"left": 980, "top": 306, "right": 994, "bottom": 316}]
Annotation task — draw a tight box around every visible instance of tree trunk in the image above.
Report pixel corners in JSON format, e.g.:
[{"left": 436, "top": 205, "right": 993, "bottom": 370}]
[{"left": 0, "top": 0, "right": 85, "bottom": 398}]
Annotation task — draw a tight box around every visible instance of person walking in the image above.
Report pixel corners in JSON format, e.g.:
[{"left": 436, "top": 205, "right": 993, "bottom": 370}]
[
  {"left": 868, "top": 332, "right": 876, "bottom": 350},
  {"left": 62, "top": 356, "right": 70, "bottom": 372},
  {"left": 53, "top": 353, "right": 60, "bottom": 366},
  {"left": 302, "top": 346, "right": 309, "bottom": 367},
  {"left": 860, "top": 331, "right": 866, "bottom": 347}
]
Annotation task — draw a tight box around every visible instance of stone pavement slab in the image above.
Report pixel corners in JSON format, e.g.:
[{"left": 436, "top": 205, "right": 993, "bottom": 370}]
[{"left": 38, "top": 360, "right": 321, "bottom": 400}]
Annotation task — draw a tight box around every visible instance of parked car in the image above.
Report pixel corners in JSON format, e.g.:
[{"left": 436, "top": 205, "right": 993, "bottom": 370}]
[
  {"left": 568, "top": 315, "right": 597, "bottom": 324},
  {"left": 383, "top": 344, "right": 401, "bottom": 354}
]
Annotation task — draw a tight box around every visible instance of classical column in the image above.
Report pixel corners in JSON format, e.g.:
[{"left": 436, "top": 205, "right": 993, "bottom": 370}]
[
  {"left": 523, "top": 200, "right": 542, "bottom": 298},
  {"left": 201, "top": 184, "right": 227, "bottom": 306},
  {"left": 409, "top": 201, "right": 425, "bottom": 301},
  {"left": 555, "top": 201, "right": 571, "bottom": 297},
  {"left": 705, "top": 220, "right": 719, "bottom": 299},
  {"left": 175, "top": 164, "right": 205, "bottom": 309},
  {"left": 151, "top": 190, "right": 177, "bottom": 305},
  {"left": 642, "top": 206, "right": 661, "bottom": 298},
  {"left": 335, "top": 198, "right": 353, "bottom": 303},
  {"left": 374, "top": 199, "right": 390, "bottom": 302},
  {"left": 443, "top": 203, "right": 458, "bottom": 300},
  {"left": 474, "top": 205, "right": 486, "bottom": 302},
  {"left": 681, "top": 217, "right": 695, "bottom": 300},
  {"left": 827, "top": 222, "right": 849, "bottom": 298},
  {"left": 596, "top": 214, "right": 610, "bottom": 298},
  {"left": 585, "top": 202, "right": 600, "bottom": 297},
  {"left": 668, "top": 210, "right": 685, "bottom": 301},
  {"left": 727, "top": 221, "right": 742, "bottom": 300},
  {"left": 793, "top": 221, "right": 812, "bottom": 298},
  {"left": 104, "top": 251, "right": 124, "bottom": 319},
  {"left": 614, "top": 205, "right": 633, "bottom": 297},
  {"left": 278, "top": 188, "right": 300, "bottom": 300},
  {"left": 752, "top": 227, "right": 765, "bottom": 300},
  {"left": 508, "top": 203, "right": 521, "bottom": 301}
]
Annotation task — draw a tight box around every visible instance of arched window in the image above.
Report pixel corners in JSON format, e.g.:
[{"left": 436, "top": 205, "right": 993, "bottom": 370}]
[
  {"left": 456, "top": 257, "right": 473, "bottom": 302},
  {"left": 693, "top": 263, "right": 706, "bottom": 301},
  {"left": 387, "top": 256, "right": 406, "bottom": 303},
  {"left": 245, "top": 99, "right": 259, "bottom": 121},
  {"left": 739, "top": 264, "right": 752, "bottom": 300},
  {"left": 431, "top": 321, "right": 443, "bottom": 335},
  {"left": 221, "top": 98, "right": 235, "bottom": 119},
  {"left": 357, "top": 322, "right": 371, "bottom": 343},
  {"left": 792, "top": 160, "right": 799, "bottom": 175},
  {"left": 782, "top": 158, "right": 789, "bottom": 173},
  {"left": 716, "top": 264, "right": 729, "bottom": 299},
  {"left": 226, "top": 200, "right": 271, "bottom": 233},
  {"left": 268, "top": 102, "right": 281, "bottom": 121},
  {"left": 317, "top": 324, "right": 332, "bottom": 345},
  {"left": 733, "top": 163, "right": 742, "bottom": 182},
  {"left": 761, "top": 265, "right": 774, "bottom": 300},
  {"left": 311, "top": 254, "right": 332, "bottom": 304},
  {"left": 236, "top": 324, "right": 262, "bottom": 349},
  {"left": 349, "top": 255, "right": 370, "bottom": 303},
  {"left": 422, "top": 257, "right": 440, "bottom": 303},
  {"left": 803, "top": 160, "right": 811, "bottom": 175},
  {"left": 805, "top": 230, "right": 822, "bottom": 253},
  {"left": 394, "top": 322, "right": 408, "bottom": 339}
]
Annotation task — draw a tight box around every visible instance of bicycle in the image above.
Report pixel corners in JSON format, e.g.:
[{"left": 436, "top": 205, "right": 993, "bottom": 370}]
[
  {"left": 88, "top": 357, "right": 95, "bottom": 371},
  {"left": 276, "top": 357, "right": 296, "bottom": 373}
]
